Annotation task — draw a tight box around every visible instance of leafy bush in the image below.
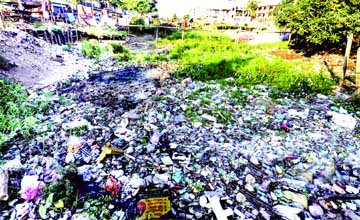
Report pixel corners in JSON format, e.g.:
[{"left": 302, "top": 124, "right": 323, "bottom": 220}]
[
  {"left": 132, "top": 51, "right": 169, "bottom": 63},
  {"left": 275, "top": 0, "right": 360, "bottom": 50},
  {"left": 130, "top": 16, "right": 145, "bottom": 25},
  {"left": 81, "top": 41, "right": 132, "bottom": 62},
  {"left": 43, "top": 166, "right": 81, "bottom": 209},
  {"left": 240, "top": 25, "right": 257, "bottom": 31},
  {"left": 0, "top": 81, "right": 35, "bottom": 147},
  {"left": 107, "top": 29, "right": 127, "bottom": 39},
  {"left": 109, "top": 43, "right": 131, "bottom": 62},
  {"left": 113, "top": 52, "right": 130, "bottom": 62},
  {"left": 152, "top": 17, "right": 160, "bottom": 26},
  {"left": 81, "top": 195, "right": 114, "bottom": 219},
  {"left": 0, "top": 81, "right": 61, "bottom": 149},
  {"left": 110, "top": 43, "right": 126, "bottom": 54},
  {"left": 81, "top": 40, "right": 102, "bottom": 59}
]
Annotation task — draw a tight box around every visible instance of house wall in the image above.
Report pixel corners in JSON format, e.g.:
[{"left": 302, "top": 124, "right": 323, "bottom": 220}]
[
  {"left": 255, "top": 4, "right": 277, "bottom": 22},
  {"left": 190, "top": 0, "right": 279, "bottom": 26}
]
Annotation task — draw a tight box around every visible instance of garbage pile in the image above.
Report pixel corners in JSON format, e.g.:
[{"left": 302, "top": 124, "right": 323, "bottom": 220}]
[{"left": 1, "top": 69, "right": 360, "bottom": 220}]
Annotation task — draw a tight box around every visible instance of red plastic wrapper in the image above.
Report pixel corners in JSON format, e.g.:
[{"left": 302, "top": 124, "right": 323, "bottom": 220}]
[{"left": 105, "top": 176, "right": 120, "bottom": 195}]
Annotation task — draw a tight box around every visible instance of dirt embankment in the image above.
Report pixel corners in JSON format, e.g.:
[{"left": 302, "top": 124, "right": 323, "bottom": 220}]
[{"left": 0, "top": 28, "right": 92, "bottom": 88}]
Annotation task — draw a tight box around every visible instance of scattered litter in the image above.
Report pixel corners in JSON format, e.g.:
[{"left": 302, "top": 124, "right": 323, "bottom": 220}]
[{"left": 1, "top": 72, "right": 360, "bottom": 220}]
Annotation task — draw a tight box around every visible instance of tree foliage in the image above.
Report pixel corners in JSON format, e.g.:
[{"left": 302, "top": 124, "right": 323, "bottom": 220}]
[
  {"left": 122, "top": 0, "right": 157, "bottom": 14},
  {"left": 275, "top": 0, "right": 360, "bottom": 46},
  {"left": 246, "top": 0, "right": 259, "bottom": 18}
]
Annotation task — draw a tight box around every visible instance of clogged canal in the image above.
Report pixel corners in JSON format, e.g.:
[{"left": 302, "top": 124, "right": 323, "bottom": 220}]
[
  {"left": 2, "top": 64, "right": 360, "bottom": 220},
  {"left": 88, "top": 67, "right": 145, "bottom": 83}
]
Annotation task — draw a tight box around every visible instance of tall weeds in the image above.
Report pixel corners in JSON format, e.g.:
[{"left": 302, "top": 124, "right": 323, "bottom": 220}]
[{"left": 158, "top": 30, "right": 336, "bottom": 96}]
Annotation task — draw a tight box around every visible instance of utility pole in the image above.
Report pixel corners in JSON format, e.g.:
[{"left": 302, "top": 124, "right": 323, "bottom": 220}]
[{"left": 343, "top": 33, "right": 354, "bottom": 86}]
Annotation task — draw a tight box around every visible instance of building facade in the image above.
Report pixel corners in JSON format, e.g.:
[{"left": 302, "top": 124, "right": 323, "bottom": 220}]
[
  {"left": 189, "top": 0, "right": 280, "bottom": 25},
  {"left": 255, "top": 0, "right": 280, "bottom": 22},
  {"left": 190, "top": 0, "right": 252, "bottom": 25}
]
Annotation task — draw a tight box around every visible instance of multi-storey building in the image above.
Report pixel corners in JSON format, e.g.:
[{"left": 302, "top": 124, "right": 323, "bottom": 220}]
[
  {"left": 255, "top": 0, "right": 280, "bottom": 22},
  {"left": 189, "top": 0, "right": 280, "bottom": 25}
]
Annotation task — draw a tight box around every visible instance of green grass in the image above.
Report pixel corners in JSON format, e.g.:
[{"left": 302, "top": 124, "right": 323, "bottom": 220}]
[
  {"left": 157, "top": 30, "right": 336, "bottom": 96},
  {"left": 0, "top": 80, "right": 61, "bottom": 150},
  {"left": 236, "top": 55, "right": 335, "bottom": 96},
  {"left": 0, "top": 80, "right": 36, "bottom": 147},
  {"left": 81, "top": 40, "right": 102, "bottom": 59},
  {"left": 34, "top": 21, "right": 44, "bottom": 28},
  {"left": 80, "top": 40, "right": 130, "bottom": 62}
]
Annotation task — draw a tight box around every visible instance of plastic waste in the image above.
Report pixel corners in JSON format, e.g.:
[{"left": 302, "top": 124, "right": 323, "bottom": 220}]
[
  {"left": 181, "top": 78, "right": 192, "bottom": 87},
  {"left": 208, "top": 196, "right": 233, "bottom": 220},
  {"left": 283, "top": 191, "right": 308, "bottom": 208},
  {"left": 10, "top": 202, "right": 32, "bottom": 220},
  {"left": 105, "top": 176, "right": 120, "bottom": 195},
  {"left": 67, "top": 136, "right": 82, "bottom": 153},
  {"left": 0, "top": 168, "right": 9, "bottom": 201},
  {"left": 308, "top": 204, "right": 323, "bottom": 217},
  {"left": 331, "top": 111, "right": 357, "bottom": 130},
  {"left": 97, "top": 143, "right": 124, "bottom": 164},
  {"left": 19, "top": 175, "right": 45, "bottom": 201},
  {"left": 136, "top": 189, "right": 171, "bottom": 220},
  {"left": 273, "top": 205, "right": 301, "bottom": 220}
]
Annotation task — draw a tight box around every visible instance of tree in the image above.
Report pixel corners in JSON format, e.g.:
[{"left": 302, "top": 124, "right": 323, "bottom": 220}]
[
  {"left": 246, "top": 0, "right": 259, "bottom": 18},
  {"left": 172, "top": 13, "right": 178, "bottom": 22},
  {"left": 107, "top": 0, "right": 124, "bottom": 8},
  {"left": 275, "top": 0, "right": 360, "bottom": 47},
  {"left": 122, "top": 0, "right": 157, "bottom": 14}
]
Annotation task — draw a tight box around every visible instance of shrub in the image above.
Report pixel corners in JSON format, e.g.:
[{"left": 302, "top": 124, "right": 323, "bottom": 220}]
[
  {"left": 81, "top": 41, "right": 133, "bottom": 62},
  {"left": 109, "top": 43, "right": 131, "bottom": 62},
  {"left": 81, "top": 40, "right": 101, "bottom": 59},
  {"left": 0, "top": 81, "right": 59, "bottom": 149},
  {"left": 110, "top": 43, "right": 126, "bottom": 54},
  {"left": 152, "top": 17, "right": 160, "bottom": 26},
  {"left": 130, "top": 16, "right": 145, "bottom": 25},
  {"left": 107, "top": 29, "right": 127, "bottom": 39}
]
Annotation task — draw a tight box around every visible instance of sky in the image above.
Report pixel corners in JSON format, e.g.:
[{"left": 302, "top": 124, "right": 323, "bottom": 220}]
[{"left": 156, "top": 0, "right": 281, "bottom": 18}]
